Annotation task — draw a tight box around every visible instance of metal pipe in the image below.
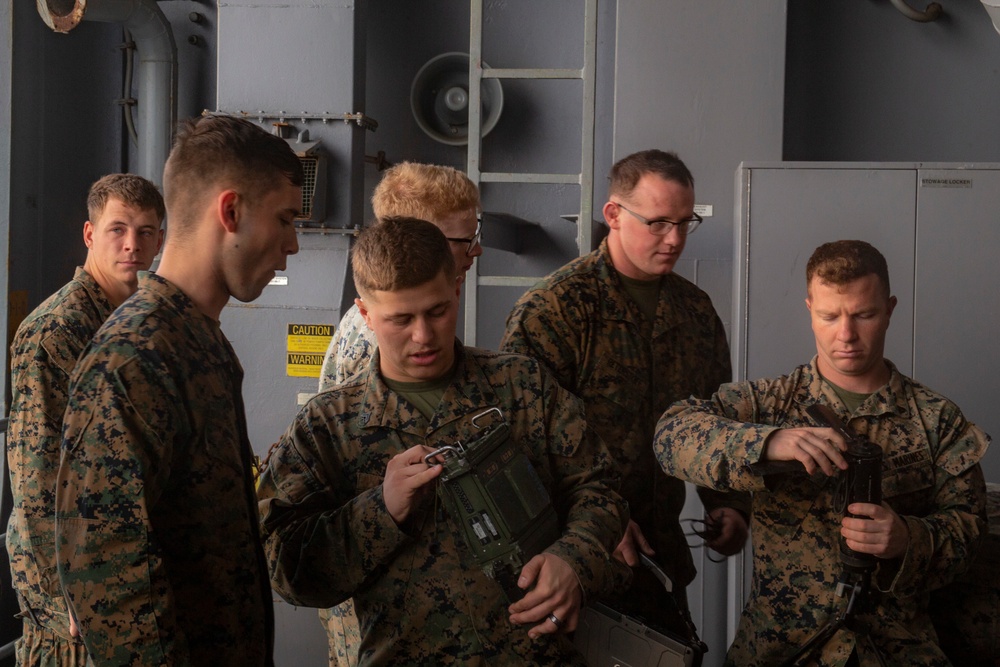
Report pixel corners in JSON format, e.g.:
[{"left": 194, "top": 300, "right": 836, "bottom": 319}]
[
  {"left": 888, "top": 0, "right": 944, "bottom": 22},
  {"left": 37, "top": 0, "right": 177, "bottom": 188}
]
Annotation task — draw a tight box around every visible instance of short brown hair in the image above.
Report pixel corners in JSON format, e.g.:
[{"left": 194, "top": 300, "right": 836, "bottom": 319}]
[
  {"left": 608, "top": 149, "right": 694, "bottom": 198},
  {"left": 806, "top": 240, "right": 891, "bottom": 297},
  {"left": 87, "top": 173, "right": 165, "bottom": 223},
  {"left": 351, "top": 217, "right": 455, "bottom": 297},
  {"left": 371, "top": 162, "right": 480, "bottom": 222},
  {"left": 163, "top": 114, "right": 304, "bottom": 235}
]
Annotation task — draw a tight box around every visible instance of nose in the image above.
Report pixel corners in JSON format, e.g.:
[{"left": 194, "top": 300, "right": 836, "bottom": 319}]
[
  {"left": 123, "top": 229, "right": 138, "bottom": 252},
  {"left": 286, "top": 227, "right": 299, "bottom": 256},
  {"left": 468, "top": 240, "right": 483, "bottom": 259},
  {"left": 836, "top": 317, "right": 858, "bottom": 341},
  {"left": 660, "top": 224, "right": 685, "bottom": 242},
  {"left": 411, "top": 317, "right": 433, "bottom": 345}
]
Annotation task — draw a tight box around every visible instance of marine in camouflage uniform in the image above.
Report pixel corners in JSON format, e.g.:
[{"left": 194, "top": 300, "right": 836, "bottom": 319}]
[
  {"left": 501, "top": 237, "right": 746, "bottom": 604},
  {"left": 55, "top": 272, "right": 275, "bottom": 666},
  {"left": 6, "top": 173, "right": 164, "bottom": 667},
  {"left": 6, "top": 268, "right": 111, "bottom": 666},
  {"left": 314, "top": 163, "right": 483, "bottom": 666},
  {"left": 259, "top": 343, "right": 627, "bottom": 666},
  {"left": 655, "top": 357, "right": 988, "bottom": 666}
]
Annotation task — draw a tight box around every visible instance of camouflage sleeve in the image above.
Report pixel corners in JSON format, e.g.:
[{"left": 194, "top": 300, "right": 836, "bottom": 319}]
[
  {"left": 527, "top": 367, "right": 630, "bottom": 601},
  {"left": 500, "top": 289, "right": 582, "bottom": 392},
  {"left": 879, "top": 410, "right": 990, "bottom": 599},
  {"left": 56, "top": 353, "right": 186, "bottom": 666},
  {"left": 257, "top": 411, "right": 409, "bottom": 608},
  {"left": 7, "top": 328, "right": 81, "bottom": 617},
  {"left": 317, "top": 336, "right": 339, "bottom": 393},
  {"left": 692, "top": 316, "right": 752, "bottom": 517},
  {"left": 318, "top": 306, "right": 375, "bottom": 392},
  {"left": 653, "top": 382, "right": 782, "bottom": 494},
  {"left": 8, "top": 327, "right": 78, "bottom": 495}
]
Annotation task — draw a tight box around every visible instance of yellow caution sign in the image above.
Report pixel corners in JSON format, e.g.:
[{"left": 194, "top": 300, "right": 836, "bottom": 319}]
[{"left": 286, "top": 323, "right": 334, "bottom": 377}]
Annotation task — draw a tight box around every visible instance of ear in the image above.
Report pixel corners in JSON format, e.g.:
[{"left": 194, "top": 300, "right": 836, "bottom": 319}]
[
  {"left": 155, "top": 228, "right": 165, "bottom": 254},
  {"left": 218, "top": 190, "right": 240, "bottom": 233},
  {"left": 887, "top": 295, "right": 897, "bottom": 318},
  {"left": 83, "top": 220, "right": 95, "bottom": 248},
  {"left": 355, "top": 297, "right": 371, "bottom": 326},
  {"left": 805, "top": 296, "right": 812, "bottom": 314},
  {"left": 603, "top": 200, "right": 622, "bottom": 230}
]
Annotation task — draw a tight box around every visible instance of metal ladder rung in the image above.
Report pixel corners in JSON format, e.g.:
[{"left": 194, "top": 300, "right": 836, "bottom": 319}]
[
  {"left": 465, "top": 0, "right": 597, "bottom": 346},
  {"left": 477, "top": 276, "right": 542, "bottom": 288},
  {"left": 480, "top": 172, "right": 581, "bottom": 185},
  {"left": 484, "top": 68, "right": 583, "bottom": 80}
]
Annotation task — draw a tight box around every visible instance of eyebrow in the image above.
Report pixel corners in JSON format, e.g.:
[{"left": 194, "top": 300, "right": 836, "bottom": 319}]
[{"left": 384, "top": 300, "right": 451, "bottom": 318}]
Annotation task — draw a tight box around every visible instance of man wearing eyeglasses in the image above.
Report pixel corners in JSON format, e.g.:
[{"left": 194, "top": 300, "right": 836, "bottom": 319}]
[
  {"left": 501, "top": 149, "right": 749, "bottom": 629},
  {"left": 315, "top": 161, "right": 481, "bottom": 667},
  {"left": 318, "top": 162, "right": 481, "bottom": 392}
]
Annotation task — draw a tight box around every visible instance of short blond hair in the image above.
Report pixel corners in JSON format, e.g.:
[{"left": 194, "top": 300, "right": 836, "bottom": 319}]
[{"left": 371, "top": 162, "right": 480, "bottom": 222}]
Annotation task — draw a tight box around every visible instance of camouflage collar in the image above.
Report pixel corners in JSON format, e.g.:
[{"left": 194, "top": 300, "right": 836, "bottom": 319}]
[
  {"left": 357, "top": 341, "right": 502, "bottom": 438},
  {"left": 74, "top": 266, "right": 115, "bottom": 320},
  {"left": 594, "top": 239, "right": 688, "bottom": 337},
  {"left": 797, "top": 356, "right": 913, "bottom": 421}
]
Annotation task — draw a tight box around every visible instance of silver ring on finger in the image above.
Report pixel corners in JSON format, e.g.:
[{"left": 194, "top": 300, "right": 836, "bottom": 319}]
[{"left": 547, "top": 613, "right": 562, "bottom": 628}]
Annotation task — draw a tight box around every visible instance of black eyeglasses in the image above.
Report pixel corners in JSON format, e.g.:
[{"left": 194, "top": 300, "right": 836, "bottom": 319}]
[
  {"left": 612, "top": 201, "right": 702, "bottom": 236},
  {"left": 444, "top": 216, "right": 483, "bottom": 256}
]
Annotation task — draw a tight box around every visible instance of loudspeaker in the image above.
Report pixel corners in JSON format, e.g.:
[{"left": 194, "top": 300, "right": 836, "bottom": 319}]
[{"left": 410, "top": 52, "right": 504, "bottom": 146}]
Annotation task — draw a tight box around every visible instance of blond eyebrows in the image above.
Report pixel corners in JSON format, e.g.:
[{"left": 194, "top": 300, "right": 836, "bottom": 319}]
[
  {"left": 371, "top": 162, "right": 480, "bottom": 222},
  {"left": 351, "top": 217, "right": 456, "bottom": 298}
]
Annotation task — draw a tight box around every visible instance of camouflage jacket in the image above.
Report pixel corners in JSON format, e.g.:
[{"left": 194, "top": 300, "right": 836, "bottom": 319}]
[
  {"left": 655, "top": 358, "right": 990, "bottom": 667},
  {"left": 318, "top": 304, "right": 374, "bottom": 391},
  {"left": 501, "top": 239, "right": 746, "bottom": 590},
  {"left": 55, "top": 272, "right": 274, "bottom": 667},
  {"left": 6, "top": 267, "right": 112, "bottom": 637},
  {"left": 258, "top": 344, "right": 628, "bottom": 666}
]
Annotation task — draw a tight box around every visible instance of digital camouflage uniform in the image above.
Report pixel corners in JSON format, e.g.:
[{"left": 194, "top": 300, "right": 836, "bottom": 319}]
[
  {"left": 318, "top": 304, "right": 374, "bottom": 390},
  {"left": 258, "top": 343, "right": 628, "bottom": 666},
  {"left": 316, "top": 303, "right": 372, "bottom": 667},
  {"left": 501, "top": 238, "right": 748, "bottom": 602},
  {"left": 6, "top": 267, "right": 107, "bottom": 666},
  {"left": 654, "top": 357, "right": 990, "bottom": 667},
  {"left": 55, "top": 272, "right": 274, "bottom": 667}
]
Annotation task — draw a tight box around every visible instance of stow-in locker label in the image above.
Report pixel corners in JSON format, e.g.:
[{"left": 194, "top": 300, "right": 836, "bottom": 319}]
[{"left": 286, "top": 323, "right": 334, "bottom": 377}]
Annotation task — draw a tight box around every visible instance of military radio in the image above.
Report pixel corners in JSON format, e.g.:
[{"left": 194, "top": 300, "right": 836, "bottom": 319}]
[
  {"left": 806, "top": 404, "right": 883, "bottom": 571},
  {"left": 424, "top": 408, "right": 559, "bottom": 601}
]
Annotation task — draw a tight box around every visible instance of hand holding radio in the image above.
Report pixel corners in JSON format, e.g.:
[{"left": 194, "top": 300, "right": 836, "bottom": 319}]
[
  {"left": 840, "top": 501, "right": 909, "bottom": 560},
  {"left": 383, "top": 445, "right": 443, "bottom": 526},
  {"left": 763, "top": 426, "right": 850, "bottom": 477}
]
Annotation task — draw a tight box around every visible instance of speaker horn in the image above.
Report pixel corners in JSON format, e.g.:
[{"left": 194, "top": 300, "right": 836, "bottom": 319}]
[{"left": 410, "top": 52, "right": 504, "bottom": 146}]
